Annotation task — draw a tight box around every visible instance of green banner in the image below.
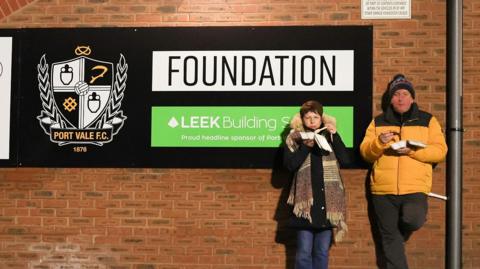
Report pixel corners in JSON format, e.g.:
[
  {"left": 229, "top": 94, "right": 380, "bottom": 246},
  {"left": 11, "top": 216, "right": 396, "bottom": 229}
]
[{"left": 151, "top": 106, "right": 353, "bottom": 148}]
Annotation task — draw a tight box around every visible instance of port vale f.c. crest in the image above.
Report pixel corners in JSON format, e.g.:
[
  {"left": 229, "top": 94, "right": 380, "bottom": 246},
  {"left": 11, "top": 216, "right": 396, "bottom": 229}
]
[{"left": 37, "top": 46, "right": 128, "bottom": 146}]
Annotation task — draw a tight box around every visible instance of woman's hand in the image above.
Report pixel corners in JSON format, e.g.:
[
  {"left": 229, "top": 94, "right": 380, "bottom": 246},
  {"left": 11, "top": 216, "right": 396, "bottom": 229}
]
[
  {"left": 290, "top": 131, "right": 303, "bottom": 142},
  {"left": 324, "top": 123, "right": 336, "bottom": 134},
  {"left": 303, "top": 139, "right": 315, "bottom": 148}
]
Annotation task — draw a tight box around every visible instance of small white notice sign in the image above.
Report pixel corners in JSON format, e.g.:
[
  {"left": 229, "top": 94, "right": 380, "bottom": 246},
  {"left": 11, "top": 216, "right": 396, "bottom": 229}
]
[
  {"left": 361, "top": 0, "right": 411, "bottom": 19},
  {"left": 0, "top": 37, "right": 12, "bottom": 160}
]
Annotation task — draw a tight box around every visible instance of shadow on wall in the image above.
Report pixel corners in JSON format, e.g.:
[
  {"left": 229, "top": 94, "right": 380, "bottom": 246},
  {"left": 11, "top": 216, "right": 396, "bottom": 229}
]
[
  {"left": 381, "top": 83, "right": 392, "bottom": 113},
  {"left": 271, "top": 124, "right": 296, "bottom": 269},
  {"left": 367, "top": 82, "right": 391, "bottom": 268},
  {"left": 271, "top": 158, "right": 296, "bottom": 269}
]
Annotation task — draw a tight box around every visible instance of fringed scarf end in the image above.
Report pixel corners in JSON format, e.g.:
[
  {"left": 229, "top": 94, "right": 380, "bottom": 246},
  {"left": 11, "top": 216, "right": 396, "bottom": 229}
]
[
  {"left": 292, "top": 198, "right": 314, "bottom": 223},
  {"left": 326, "top": 212, "right": 345, "bottom": 223},
  {"left": 287, "top": 194, "right": 294, "bottom": 205},
  {"left": 333, "top": 220, "right": 348, "bottom": 243}
]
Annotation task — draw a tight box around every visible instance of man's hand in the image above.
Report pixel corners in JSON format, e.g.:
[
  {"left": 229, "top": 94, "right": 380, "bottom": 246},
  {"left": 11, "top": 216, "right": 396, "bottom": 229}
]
[
  {"left": 379, "top": 131, "right": 398, "bottom": 144},
  {"left": 395, "top": 147, "right": 412, "bottom": 155}
]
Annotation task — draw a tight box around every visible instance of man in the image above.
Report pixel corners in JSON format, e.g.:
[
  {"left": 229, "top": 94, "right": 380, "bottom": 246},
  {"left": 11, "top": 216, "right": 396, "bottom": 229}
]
[{"left": 360, "top": 74, "right": 448, "bottom": 269}]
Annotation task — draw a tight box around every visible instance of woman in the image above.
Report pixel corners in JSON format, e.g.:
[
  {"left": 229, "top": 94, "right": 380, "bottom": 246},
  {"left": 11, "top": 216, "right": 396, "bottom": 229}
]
[{"left": 284, "top": 100, "right": 350, "bottom": 269}]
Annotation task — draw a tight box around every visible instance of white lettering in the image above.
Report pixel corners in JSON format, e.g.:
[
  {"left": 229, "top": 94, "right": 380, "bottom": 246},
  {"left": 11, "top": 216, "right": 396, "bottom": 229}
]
[{"left": 180, "top": 116, "right": 220, "bottom": 128}]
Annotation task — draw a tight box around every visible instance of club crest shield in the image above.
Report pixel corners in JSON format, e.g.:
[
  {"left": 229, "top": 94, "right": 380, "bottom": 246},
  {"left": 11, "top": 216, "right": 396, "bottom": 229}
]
[
  {"left": 51, "top": 57, "right": 113, "bottom": 129},
  {"left": 37, "top": 46, "right": 128, "bottom": 146}
]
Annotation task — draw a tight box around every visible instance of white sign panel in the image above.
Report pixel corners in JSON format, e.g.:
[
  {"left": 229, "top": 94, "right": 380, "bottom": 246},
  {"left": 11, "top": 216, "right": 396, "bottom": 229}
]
[
  {"left": 152, "top": 50, "right": 354, "bottom": 92},
  {"left": 361, "top": 0, "right": 411, "bottom": 19},
  {"left": 0, "top": 37, "right": 12, "bottom": 160}
]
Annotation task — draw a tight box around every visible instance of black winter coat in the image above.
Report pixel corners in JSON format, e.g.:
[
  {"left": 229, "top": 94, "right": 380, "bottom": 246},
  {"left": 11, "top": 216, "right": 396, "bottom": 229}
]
[{"left": 283, "top": 132, "right": 350, "bottom": 230}]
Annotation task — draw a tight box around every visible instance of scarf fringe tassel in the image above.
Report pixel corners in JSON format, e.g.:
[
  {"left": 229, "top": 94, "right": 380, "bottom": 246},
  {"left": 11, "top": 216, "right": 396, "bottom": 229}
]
[{"left": 288, "top": 198, "right": 314, "bottom": 223}]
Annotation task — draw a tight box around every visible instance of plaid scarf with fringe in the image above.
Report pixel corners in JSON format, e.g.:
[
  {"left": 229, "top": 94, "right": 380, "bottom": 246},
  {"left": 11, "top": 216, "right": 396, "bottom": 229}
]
[{"left": 286, "top": 132, "right": 348, "bottom": 242}]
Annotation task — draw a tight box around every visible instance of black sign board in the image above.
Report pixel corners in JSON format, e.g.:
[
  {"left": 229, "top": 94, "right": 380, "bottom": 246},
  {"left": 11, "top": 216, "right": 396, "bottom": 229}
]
[{"left": 0, "top": 26, "right": 372, "bottom": 168}]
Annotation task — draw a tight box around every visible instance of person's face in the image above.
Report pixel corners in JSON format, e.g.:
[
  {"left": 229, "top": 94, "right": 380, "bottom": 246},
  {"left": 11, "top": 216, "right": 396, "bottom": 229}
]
[
  {"left": 302, "top": 111, "right": 322, "bottom": 131},
  {"left": 391, "top": 89, "right": 414, "bottom": 114}
]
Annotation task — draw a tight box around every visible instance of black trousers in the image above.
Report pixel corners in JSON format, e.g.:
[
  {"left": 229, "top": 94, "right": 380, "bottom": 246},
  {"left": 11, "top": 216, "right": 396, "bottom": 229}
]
[{"left": 371, "top": 193, "right": 428, "bottom": 269}]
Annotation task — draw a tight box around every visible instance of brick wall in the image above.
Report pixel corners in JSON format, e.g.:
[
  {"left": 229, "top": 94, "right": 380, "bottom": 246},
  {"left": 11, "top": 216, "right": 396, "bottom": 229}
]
[{"left": 0, "top": 0, "right": 479, "bottom": 268}]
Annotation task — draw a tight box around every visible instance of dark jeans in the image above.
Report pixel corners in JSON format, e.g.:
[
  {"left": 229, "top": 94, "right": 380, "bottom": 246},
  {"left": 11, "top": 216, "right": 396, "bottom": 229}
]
[
  {"left": 295, "top": 229, "right": 332, "bottom": 269},
  {"left": 371, "top": 193, "right": 428, "bottom": 269}
]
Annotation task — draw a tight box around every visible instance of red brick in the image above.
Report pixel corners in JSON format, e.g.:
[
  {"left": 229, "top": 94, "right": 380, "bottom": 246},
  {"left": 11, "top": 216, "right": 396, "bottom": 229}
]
[
  {"left": 17, "top": 217, "right": 42, "bottom": 225},
  {"left": 43, "top": 200, "right": 67, "bottom": 208},
  {"left": 82, "top": 209, "right": 106, "bottom": 217},
  {"left": 0, "top": 0, "right": 477, "bottom": 268}
]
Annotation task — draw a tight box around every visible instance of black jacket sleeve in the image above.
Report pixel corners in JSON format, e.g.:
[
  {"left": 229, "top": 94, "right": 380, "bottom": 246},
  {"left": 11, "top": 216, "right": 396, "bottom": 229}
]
[
  {"left": 330, "top": 133, "right": 351, "bottom": 167},
  {"left": 283, "top": 143, "right": 311, "bottom": 172}
]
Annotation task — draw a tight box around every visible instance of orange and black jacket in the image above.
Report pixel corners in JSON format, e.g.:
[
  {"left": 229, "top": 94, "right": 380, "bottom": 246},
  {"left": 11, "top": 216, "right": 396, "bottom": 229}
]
[{"left": 360, "top": 103, "right": 448, "bottom": 195}]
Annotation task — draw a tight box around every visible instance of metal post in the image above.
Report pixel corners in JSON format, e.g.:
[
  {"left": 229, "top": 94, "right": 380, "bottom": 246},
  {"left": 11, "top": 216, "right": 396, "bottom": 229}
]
[{"left": 446, "top": 0, "right": 463, "bottom": 268}]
